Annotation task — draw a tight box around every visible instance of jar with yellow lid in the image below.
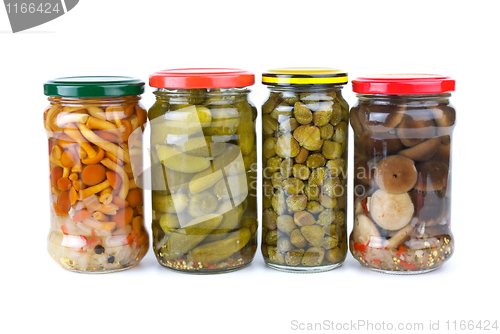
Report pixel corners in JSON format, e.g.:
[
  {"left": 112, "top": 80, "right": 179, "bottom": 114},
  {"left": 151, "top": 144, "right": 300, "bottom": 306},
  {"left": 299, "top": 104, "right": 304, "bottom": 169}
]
[{"left": 261, "top": 68, "right": 349, "bottom": 273}]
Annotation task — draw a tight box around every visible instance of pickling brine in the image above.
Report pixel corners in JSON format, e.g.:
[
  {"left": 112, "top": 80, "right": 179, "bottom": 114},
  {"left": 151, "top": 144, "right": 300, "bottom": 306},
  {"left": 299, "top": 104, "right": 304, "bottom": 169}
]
[{"left": 44, "top": 77, "right": 149, "bottom": 273}]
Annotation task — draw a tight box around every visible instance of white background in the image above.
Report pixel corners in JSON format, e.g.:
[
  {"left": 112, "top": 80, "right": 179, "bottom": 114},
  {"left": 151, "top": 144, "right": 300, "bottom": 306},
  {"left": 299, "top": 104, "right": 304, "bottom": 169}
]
[{"left": 1, "top": 1, "right": 499, "bottom": 333}]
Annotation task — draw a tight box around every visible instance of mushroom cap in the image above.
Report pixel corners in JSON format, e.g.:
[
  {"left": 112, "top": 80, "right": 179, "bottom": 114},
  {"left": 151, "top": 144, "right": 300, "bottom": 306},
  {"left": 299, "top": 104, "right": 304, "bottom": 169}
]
[
  {"left": 410, "top": 190, "right": 446, "bottom": 226},
  {"left": 351, "top": 214, "right": 380, "bottom": 245},
  {"left": 359, "top": 103, "right": 405, "bottom": 133},
  {"left": 414, "top": 160, "right": 449, "bottom": 192},
  {"left": 354, "top": 154, "right": 381, "bottom": 186},
  {"left": 431, "top": 142, "right": 451, "bottom": 164},
  {"left": 369, "top": 189, "right": 414, "bottom": 231},
  {"left": 430, "top": 105, "right": 456, "bottom": 138},
  {"left": 398, "top": 137, "right": 441, "bottom": 162},
  {"left": 374, "top": 155, "right": 418, "bottom": 194},
  {"left": 396, "top": 112, "right": 437, "bottom": 147},
  {"left": 349, "top": 106, "right": 365, "bottom": 137},
  {"left": 358, "top": 131, "right": 404, "bottom": 156}
]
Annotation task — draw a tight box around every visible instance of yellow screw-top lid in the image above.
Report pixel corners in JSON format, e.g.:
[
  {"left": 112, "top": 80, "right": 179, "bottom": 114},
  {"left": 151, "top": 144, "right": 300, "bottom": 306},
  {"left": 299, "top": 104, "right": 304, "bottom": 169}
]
[{"left": 262, "top": 67, "right": 348, "bottom": 86}]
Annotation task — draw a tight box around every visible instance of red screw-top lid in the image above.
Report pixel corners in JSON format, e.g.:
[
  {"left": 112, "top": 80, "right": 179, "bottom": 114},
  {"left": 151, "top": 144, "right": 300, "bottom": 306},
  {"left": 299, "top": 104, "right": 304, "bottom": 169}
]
[
  {"left": 149, "top": 68, "right": 255, "bottom": 89},
  {"left": 352, "top": 74, "right": 455, "bottom": 95}
]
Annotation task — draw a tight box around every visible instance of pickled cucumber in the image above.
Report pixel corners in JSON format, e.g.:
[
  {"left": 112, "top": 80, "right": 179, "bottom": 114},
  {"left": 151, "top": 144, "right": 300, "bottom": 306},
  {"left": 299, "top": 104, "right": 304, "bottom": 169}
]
[
  {"left": 156, "top": 144, "right": 211, "bottom": 174},
  {"left": 188, "top": 227, "right": 251, "bottom": 264},
  {"left": 152, "top": 194, "right": 188, "bottom": 214},
  {"left": 161, "top": 214, "right": 223, "bottom": 260},
  {"left": 188, "top": 191, "right": 219, "bottom": 217}
]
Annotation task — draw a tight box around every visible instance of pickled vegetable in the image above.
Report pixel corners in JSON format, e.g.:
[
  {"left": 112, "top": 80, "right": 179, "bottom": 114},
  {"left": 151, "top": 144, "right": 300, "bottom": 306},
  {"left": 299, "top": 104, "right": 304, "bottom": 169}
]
[
  {"left": 150, "top": 87, "right": 258, "bottom": 273},
  {"left": 45, "top": 95, "right": 149, "bottom": 272},
  {"left": 350, "top": 89, "right": 455, "bottom": 273},
  {"left": 261, "top": 87, "right": 348, "bottom": 271}
]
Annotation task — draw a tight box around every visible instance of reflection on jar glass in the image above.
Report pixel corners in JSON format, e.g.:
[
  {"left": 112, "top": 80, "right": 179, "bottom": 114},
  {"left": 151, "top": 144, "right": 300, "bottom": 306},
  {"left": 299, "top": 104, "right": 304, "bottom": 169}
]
[
  {"left": 44, "top": 77, "right": 149, "bottom": 273},
  {"left": 148, "top": 69, "right": 258, "bottom": 274},
  {"left": 350, "top": 74, "right": 456, "bottom": 274},
  {"left": 261, "top": 68, "right": 349, "bottom": 273}
]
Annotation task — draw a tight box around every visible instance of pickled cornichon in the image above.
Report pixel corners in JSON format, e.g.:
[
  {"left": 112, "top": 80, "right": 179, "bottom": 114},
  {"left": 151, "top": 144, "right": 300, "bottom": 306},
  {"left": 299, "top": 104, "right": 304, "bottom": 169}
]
[
  {"left": 261, "top": 68, "right": 349, "bottom": 273},
  {"left": 148, "top": 69, "right": 258, "bottom": 274}
]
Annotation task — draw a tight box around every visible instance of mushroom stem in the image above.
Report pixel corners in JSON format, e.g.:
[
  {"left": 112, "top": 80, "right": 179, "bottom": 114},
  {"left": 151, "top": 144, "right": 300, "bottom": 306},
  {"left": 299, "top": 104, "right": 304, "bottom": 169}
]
[
  {"left": 129, "top": 178, "right": 137, "bottom": 190},
  {"left": 101, "top": 158, "right": 129, "bottom": 200},
  {"left": 56, "top": 113, "right": 89, "bottom": 128},
  {"left": 63, "top": 127, "right": 97, "bottom": 159},
  {"left": 62, "top": 167, "right": 70, "bottom": 179},
  {"left": 86, "top": 116, "right": 118, "bottom": 131},
  {"left": 79, "top": 179, "right": 111, "bottom": 200},
  {"left": 77, "top": 123, "right": 130, "bottom": 164},
  {"left": 86, "top": 107, "right": 106, "bottom": 121}
]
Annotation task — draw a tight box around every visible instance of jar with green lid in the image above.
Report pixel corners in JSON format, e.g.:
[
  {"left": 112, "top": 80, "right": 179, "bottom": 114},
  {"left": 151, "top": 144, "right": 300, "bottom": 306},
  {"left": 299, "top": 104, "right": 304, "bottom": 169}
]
[
  {"left": 261, "top": 68, "right": 349, "bottom": 273},
  {"left": 44, "top": 77, "right": 149, "bottom": 273},
  {"left": 148, "top": 68, "right": 258, "bottom": 274},
  {"left": 350, "top": 74, "right": 455, "bottom": 274}
]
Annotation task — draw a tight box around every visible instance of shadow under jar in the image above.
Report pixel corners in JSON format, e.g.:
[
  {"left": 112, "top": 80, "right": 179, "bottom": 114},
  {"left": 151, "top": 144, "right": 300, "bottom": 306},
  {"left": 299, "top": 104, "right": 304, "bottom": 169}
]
[
  {"left": 148, "top": 68, "right": 258, "bottom": 274},
  {"left": 261, "top": 68, "right": 349, "bottom": 273},
  {"left": 349, "top": 74, "right": 456, "bottom": 274},
  {"left": 44, "top": 77, "right": 149, "bottom": 273}
]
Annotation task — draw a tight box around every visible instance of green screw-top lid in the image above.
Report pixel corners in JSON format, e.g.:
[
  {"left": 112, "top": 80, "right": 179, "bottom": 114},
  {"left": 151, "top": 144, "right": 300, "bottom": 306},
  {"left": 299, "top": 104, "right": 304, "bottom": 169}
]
[{"left": 44, "top": 76, "right": 145, "bottom": 97}]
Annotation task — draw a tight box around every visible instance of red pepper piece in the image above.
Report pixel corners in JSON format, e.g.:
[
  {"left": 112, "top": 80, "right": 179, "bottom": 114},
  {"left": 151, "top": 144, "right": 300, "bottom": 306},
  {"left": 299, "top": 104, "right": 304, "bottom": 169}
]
[
  {"left": 60, "top": 225, "right": 68, "bottom": 235},
  {"left": 354, "top": 242, "right": 367, "bottom": 252},
  {"left": 400, "top": 260, "right": 418, "bottom": 270},
  {"left": 373, "top": 259, "right": 381, "bottom": 264},
  {"left": 396, "top": 246, "right": 406, "bottom": 257}
]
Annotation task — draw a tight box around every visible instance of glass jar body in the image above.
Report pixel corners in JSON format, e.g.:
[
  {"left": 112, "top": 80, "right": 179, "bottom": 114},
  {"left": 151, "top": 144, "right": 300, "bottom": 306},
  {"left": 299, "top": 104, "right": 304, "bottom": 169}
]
[
  {"left": 350, "top": 93, "right": 455, "bottom": 274},
  {"left": 261, "top": 85, "right": 349, "bottom": 273},
  {"left": 148, "top": 88, "right": 258, "bottom": 274},
  {"left": 45, "top": 96, "right": 149, "bottom": 273}
]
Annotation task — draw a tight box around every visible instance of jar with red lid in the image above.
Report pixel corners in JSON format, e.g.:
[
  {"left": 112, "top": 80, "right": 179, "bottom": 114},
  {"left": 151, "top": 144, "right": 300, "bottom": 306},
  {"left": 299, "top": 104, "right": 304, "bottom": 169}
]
[
  {"left": 350, "top": 74, "right": 455, "bottom": 274},
  {"left": 148, "top": 68, "right": 258, "bottom": 273}
]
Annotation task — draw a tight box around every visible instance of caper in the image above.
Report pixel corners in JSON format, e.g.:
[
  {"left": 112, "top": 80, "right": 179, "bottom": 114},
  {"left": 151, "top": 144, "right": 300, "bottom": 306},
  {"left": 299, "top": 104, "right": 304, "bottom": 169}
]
[
  {"left": 304, "top": 183, "right": 319, "bottom": 201},
  {"left": 290, "top": 229, "right": 308, "bottom": 248},
  {"left": 300, "top": 225, "right": 325, "bottom": 247},
  {"left": 280, "top": 159, "right": 294, "bottom": 178},
  {"left": 306, "top": 201, "right": 324, "bottom": 214},
  {"left": 306, "top": 153, "right": 326, "bottom": 168},
  {"left": 272, "top": 189, "right": 287, "bottom": 215},
  {"left": 319, "top": 123, "right": 334, "bottom": 140},
  {"left": 263, "top": 137, "right": 277, "bottom": 159},
  {"left": 277, "top": 237, "right": 294, "bottom": 253},
  {"left": 292, "top": 164, "right": 310, "bottom": 180},
  {"left": 302, "top": 247, "right": 325, "bottom": 266},
  {"left": 285, "top": 249, "right": 305, "bottom": 266},
  {"left": 271, "top": 172, "right": 284, "bottom": 189},
  {"left": 267, "top": 246, "right": 285, "bottom": 264},
  {"left": 276, "top": 133, "right": 300, "bottom": 158},
  {"left": 286, "top": 194, "right": 308, "bottom": 212},
  {"left": 266, "top": 230, "right": 278, "bottom": 246},
  {"left": 282, "top": 178, "right": 304, "bottom": 195},
  {"left": 263, "top": 207, "right": 277, "bottom": 230},
  {"left": 277, "top": 215, "right": 296, "bottom": 235},
  {"left": 326, "top": 158, "right": 346, "bottom": 177},
  {"left": 294, "top": 102, "right": 313, "bottom": 124},
  {"left": 322, "top": 140, "right": 343, "bottom": 159}
]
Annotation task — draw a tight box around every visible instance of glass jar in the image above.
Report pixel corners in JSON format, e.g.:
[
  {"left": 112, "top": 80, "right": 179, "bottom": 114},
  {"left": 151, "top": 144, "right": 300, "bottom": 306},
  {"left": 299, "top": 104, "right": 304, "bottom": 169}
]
[
  {"left": 44, "top": 77, "right": 149, "bottom": 273},
  {"left": 148, "top": 68, "right": 258, "bottom": 274},
  {"left": 349, "top": 74, "right": 456, "bottom": 274},
  {"left": 261, "top": 68, "right": 349, "bottom": 273}
]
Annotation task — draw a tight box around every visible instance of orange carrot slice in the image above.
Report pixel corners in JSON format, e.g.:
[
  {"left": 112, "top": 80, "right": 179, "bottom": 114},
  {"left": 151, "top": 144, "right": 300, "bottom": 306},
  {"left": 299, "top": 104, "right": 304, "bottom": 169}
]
[
  {"left": 124, "top": 104, "right": 135, "bottom": 116},
  {"left": 72, "top": 209, "right": 94, "bottom": 223},
  {"left": 136, "top": 105, "right": 147, "bottom": 130}
]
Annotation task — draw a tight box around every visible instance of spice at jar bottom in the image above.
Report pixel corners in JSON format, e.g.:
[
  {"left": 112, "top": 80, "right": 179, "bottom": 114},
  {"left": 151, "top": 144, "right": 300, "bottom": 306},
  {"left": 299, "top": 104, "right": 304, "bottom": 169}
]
[{"left": 261, "top": 68, "right": 349, "bottom": 273}]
